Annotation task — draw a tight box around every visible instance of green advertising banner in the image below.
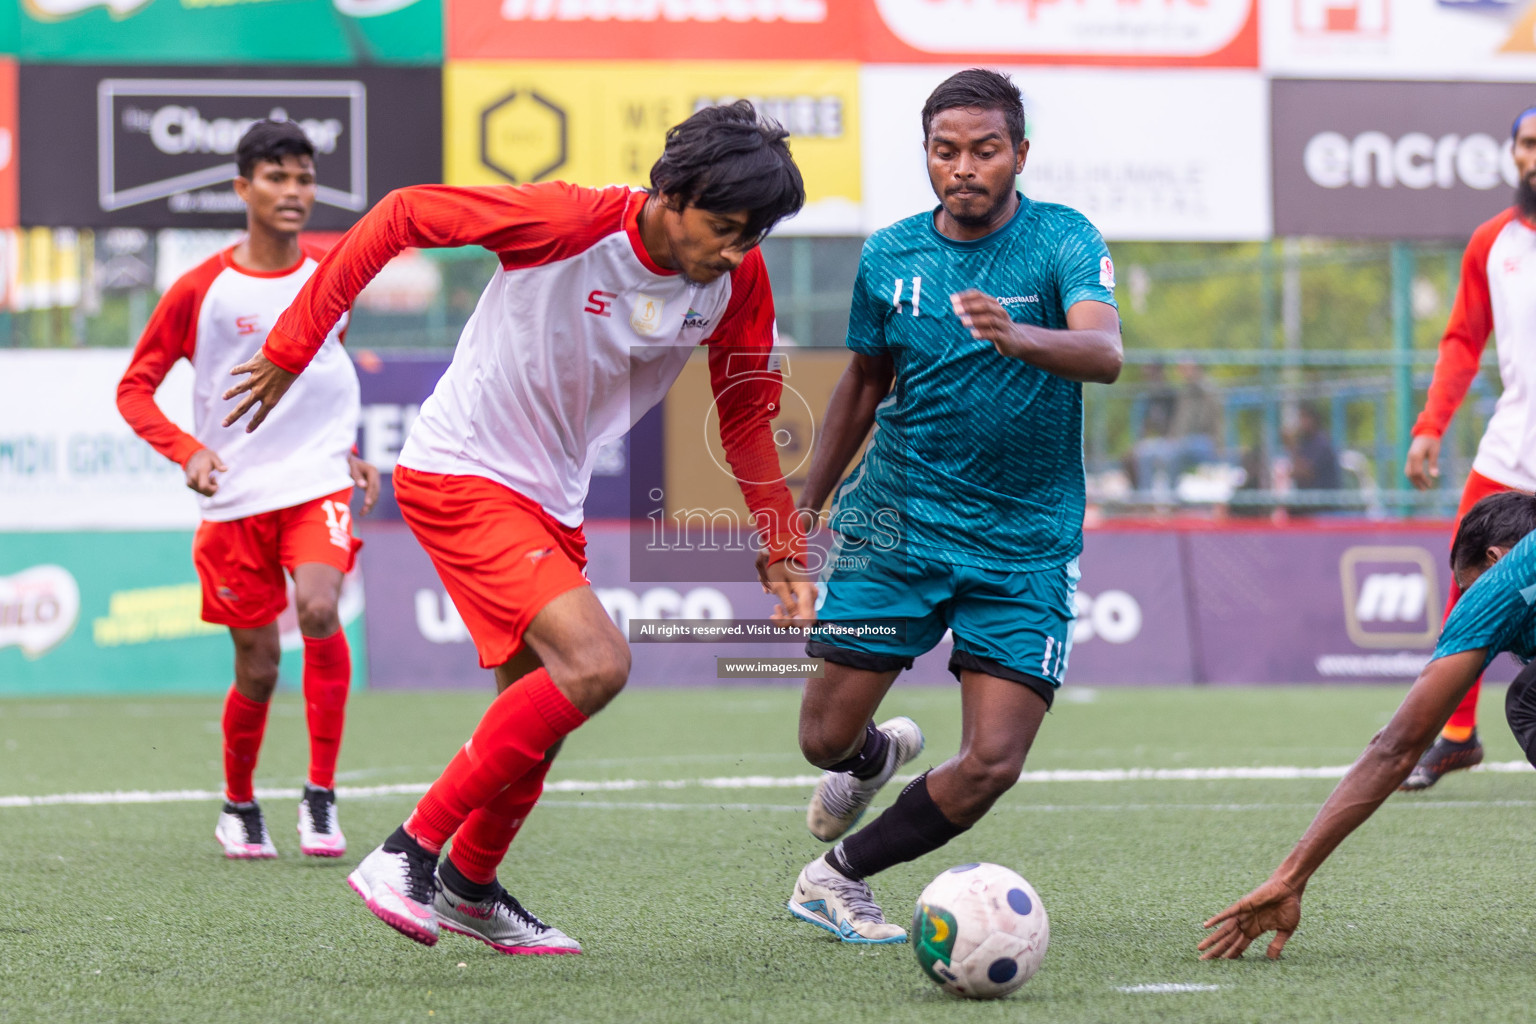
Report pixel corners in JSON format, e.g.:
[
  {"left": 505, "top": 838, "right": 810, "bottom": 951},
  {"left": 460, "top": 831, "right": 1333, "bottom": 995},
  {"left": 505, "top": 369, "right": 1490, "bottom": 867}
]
[
  {"left": 12, "top": 0, "right": 440, "bottom": 64},
  {"left": 0, "top": 532, "right": 366, "bottom": 696}
]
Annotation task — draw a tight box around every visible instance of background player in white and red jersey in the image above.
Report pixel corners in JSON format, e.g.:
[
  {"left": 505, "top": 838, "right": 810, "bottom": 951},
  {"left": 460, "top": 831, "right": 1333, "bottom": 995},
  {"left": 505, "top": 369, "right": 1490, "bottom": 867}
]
[
  {"left": 224, "top": 102, "right": 816, "bottom": 955},
  {"left": 117, "top": 121, "right": 380, "bottom": 858},
  {"left": 1399, "top": 107, "right": 1536, "bottom": 790}
]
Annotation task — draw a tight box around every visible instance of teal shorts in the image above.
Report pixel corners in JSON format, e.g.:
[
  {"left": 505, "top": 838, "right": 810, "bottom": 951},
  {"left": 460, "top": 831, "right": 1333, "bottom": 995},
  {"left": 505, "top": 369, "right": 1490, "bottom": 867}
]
[{"left": 806, "top": 541, "right": 1080, "bottom": 708}]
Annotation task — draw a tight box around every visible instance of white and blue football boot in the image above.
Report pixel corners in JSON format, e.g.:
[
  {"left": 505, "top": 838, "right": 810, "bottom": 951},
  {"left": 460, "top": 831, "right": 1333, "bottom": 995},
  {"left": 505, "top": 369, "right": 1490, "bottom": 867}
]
[{"left": 787, "top": 854, "right": 906, "bottom": 944}]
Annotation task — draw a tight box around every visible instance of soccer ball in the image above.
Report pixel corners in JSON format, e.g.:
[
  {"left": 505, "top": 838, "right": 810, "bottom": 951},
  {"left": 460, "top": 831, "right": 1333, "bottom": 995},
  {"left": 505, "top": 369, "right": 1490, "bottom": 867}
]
[{"left": 910, "top": 862, "right": 1049, "bottom": 999}]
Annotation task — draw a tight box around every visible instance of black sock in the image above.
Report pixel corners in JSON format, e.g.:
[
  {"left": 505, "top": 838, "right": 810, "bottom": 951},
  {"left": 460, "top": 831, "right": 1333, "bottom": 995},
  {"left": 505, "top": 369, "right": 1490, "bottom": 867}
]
[
  {"left": 828, "top": 772, "right": 968, "bottom": 881},
  {"left": 382, "top": 825, "right": 435, "bottom": 861},
  {"left": 824, "top": 721, "right": 891, "bottom": 780},
  {"left": 438, "top": 855, "right": 498, "bottom": 903}
]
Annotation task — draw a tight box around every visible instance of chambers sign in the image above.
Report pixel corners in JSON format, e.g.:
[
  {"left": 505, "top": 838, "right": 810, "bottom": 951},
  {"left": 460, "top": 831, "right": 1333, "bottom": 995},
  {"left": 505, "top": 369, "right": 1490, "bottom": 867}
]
[
  {"left": 20, "top": 65, "right": 442, "bottom": 230},
  {"left": 1272, "top": 78, "right": 1531, "bottom": 238}
]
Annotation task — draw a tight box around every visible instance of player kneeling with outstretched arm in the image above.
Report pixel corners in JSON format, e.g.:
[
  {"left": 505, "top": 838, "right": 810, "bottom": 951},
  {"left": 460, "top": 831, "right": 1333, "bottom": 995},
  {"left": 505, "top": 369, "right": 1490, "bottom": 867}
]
[{"left": 1200, "top": 490, "right": 1536, "bottom": 960}]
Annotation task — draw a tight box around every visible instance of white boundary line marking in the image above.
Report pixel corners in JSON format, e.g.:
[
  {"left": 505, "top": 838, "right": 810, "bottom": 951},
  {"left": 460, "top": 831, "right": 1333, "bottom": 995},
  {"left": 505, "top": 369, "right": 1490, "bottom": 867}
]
[
  {"left": 1116, "top": 983, "right": 1221, "bottom": 994},
  {"left": 0, "top": 759, "right": 1529, "bottom": 810}
]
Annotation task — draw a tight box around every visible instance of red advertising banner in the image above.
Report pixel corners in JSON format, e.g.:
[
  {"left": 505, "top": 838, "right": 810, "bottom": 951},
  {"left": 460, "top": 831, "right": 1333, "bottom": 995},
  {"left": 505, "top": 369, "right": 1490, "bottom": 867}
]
[
  {"left": 0, "top": 59, "right": 16, "bottom": 230},
  {"left": 449, "top": 0, "right": 1258, "bottom": 68}
]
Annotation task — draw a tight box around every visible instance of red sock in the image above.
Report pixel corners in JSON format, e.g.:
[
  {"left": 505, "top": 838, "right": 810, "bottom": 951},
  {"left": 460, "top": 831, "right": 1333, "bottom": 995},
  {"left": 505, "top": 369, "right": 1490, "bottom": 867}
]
[
  {"left": 303, "top": 630, "right": 351, "bottom": 790},
  {"left": 406, "top": 669, "right": 585, "bottom": 854},
  {"left": 1441, "top": 576, "right": 1482, "bottom": 736},
  {"left": 222, "top": 686, "right": 270, "bottom": 804},
  {"left": 448, "top": 754, "right": 555, "bottom": 884}
]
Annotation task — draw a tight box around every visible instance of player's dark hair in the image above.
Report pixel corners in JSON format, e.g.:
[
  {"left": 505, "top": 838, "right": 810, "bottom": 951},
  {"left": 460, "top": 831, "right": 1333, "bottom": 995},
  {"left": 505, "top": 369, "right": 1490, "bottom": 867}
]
[
  {"left": 648, "top": 100, "right": 805, "bottom": 244},
  {"left": 1450, "top": 491, "right": 1536, "bottom": 573},
  {"left": 922, "top": 69, "right": 1026, "bottom": 149},
  {"left": 236, "top": 120, "right": 315, "bottom": 180}
]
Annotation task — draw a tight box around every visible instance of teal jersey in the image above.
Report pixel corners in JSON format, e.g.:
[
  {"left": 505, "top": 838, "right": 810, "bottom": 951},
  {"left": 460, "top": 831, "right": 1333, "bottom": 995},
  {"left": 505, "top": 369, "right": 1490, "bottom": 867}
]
[
  {"left": 830, "top": 193, "right": 1116, "bottom": 571},
  {"left": 1433, "top": 531, "right": 1536, "bottom": 671}
]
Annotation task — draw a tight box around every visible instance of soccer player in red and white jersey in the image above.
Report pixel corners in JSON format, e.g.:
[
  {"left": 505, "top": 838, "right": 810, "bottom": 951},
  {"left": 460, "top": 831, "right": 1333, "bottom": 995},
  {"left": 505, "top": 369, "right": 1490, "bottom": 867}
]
[
  {"left": 223, "top": 102, "right": 816, "bottom": 955},
  {"left": 1399, "top": 107, "right": 1536, "bottom": 790},
  {"left": 117, "top": 121, "right": 380, "bottom": 858}
]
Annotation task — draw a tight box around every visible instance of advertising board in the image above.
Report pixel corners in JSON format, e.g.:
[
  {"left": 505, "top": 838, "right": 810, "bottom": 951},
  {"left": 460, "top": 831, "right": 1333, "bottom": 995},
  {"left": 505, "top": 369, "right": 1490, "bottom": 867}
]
[
  {"left": 1264, "top": 0, "right": 1536, "bottom": 79},
  {"left": 861, "top": 67, "right": 1270, "bottom": 241},
  {"left": 363, "top": 523, "right": 1194, "bottom": 689},
  {"left": 444, "top": 61, "right": 860, "bottom": 235},
  {"left": 16, "top": 0, "right": 441, "bottom": 64},
  {"left": 1271, "top": 78, "right": 1529, "bottom": 239},
  {"left": 20, "top": 65, "right": 442, "bottom": 230},
  {"left": 448, "top": 0, "right": 1258, "bottom": 67},
  {"left": 0, "top": 531, "right": 366, "bottom": 695}
]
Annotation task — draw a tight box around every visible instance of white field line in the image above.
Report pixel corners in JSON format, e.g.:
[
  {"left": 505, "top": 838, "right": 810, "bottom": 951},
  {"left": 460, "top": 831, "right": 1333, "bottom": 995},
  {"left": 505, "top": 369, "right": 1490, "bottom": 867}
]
[
  {"left": 1116, "top": 984, "right": 1221, "bottom": 994},
  {"left": 1, "top": 759, "right": 1531, "bottom": 810}
]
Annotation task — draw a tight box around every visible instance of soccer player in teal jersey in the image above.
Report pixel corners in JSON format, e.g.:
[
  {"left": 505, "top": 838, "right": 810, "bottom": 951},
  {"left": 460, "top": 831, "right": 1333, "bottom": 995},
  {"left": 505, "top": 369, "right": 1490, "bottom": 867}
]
[
  {"left": 783, "top": 69, "right": 1124, "bottom": 943},
  {"left": 1201, "top": 490, "right": 1536, "bottom": 960}
]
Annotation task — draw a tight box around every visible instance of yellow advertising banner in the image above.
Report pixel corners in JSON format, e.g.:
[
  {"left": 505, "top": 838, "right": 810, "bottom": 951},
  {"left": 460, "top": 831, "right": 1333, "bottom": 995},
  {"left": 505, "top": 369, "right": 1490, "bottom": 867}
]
[
  {"left": 663, "top": 349, "right": 856, "bottom": 520},
  {"left": 445, "top": 61, "right": 860, "bottom": 235}
]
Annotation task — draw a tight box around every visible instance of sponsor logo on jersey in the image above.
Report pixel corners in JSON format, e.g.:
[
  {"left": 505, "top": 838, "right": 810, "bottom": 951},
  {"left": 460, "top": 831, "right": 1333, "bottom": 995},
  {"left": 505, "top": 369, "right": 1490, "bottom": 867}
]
[
  {"left": 1339, "top": 546, "right": 1440, "bottom": 648},
  {"left": 682, "top": 307, "right": 712, "bottom": 330},
  {"left": 584, "top": 289, "right": 617, "bottom": 317},
  {"left": 631, "top": 293, "right": 665, "bottom": 336},
  {"left": 997, "top": 295, "right": 1040, "bottom": 307},
  {"left": 0, "top": 564, "right": 80, "bottom": 659},
  {"left": 235, "top": 314, "right": 261, "bottom": 335},
  {"left": 1099, "top": 256, "right": 1115, "bottom": 289}
]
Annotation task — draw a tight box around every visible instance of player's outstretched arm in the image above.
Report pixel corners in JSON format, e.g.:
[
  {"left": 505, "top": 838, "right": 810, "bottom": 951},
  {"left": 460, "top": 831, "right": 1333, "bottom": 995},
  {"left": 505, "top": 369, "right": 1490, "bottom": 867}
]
[
  {"left": 225, "top": 184, "right": 562, "bottom": 430},
  {"left": 1198, "top": 648, "right": 1485, "bottom": 960},
  {"left": 951, "top": 291, "right": 1122, "bottom": 383}
]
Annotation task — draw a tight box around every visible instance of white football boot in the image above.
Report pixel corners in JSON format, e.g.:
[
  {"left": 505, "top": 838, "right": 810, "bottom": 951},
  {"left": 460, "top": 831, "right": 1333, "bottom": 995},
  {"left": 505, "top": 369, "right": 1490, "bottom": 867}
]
[
  {"left": 787, "top": 854, "right": 906, "bottom": 944},
  {"left": 347, "top": 842, "right": 440, "bottom": 946},
  {"left": 807, "top": 716, "right": 925, "bottom": 841},
  {"left": 214, "top": 801, "right": 278, "bottom": 859},
  {"left": 297, "top": 784, "right": 347, "bottom": 858},
  {"left": 434, "top": 875, "right": 582, "bottom": 956}
]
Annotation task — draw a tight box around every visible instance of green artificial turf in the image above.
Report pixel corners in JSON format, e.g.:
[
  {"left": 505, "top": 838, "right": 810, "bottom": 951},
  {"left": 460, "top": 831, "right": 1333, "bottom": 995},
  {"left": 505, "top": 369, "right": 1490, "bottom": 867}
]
[{"left": 1, "top": 684, "right": 1533, "bottom": 1024}]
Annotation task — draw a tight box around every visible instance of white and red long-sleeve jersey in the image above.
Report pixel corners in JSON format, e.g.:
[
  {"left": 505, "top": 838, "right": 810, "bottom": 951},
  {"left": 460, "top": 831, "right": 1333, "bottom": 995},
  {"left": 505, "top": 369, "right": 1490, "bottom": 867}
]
[
  {"left": 263, "top": 182, "right": 800, "bottom": 561},
  {"left": 117, "top": 245, "right": 358, "bottom": 521},
  {"left": 1416, "top": 207, "right": 1536, "bottom": 491}
]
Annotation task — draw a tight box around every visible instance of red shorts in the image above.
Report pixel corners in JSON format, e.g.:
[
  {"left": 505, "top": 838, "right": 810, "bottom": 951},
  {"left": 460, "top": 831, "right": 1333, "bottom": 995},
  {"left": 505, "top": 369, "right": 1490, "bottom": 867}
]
[
  {"left": 393, "top": 466, "right": 589, "bottom": 669},
  {"left": 193, "top": 488, "right": 362, "bottom": 629},
  {"left": 1453, "top": 468, "right": 1513, "bottom": 528}
]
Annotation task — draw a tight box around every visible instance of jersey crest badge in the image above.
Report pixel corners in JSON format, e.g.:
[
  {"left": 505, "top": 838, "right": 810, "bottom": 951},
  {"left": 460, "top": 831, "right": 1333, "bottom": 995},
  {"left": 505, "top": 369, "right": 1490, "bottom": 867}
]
[{"left": 631, "top": 294, "right": 665, "bottom": 336}]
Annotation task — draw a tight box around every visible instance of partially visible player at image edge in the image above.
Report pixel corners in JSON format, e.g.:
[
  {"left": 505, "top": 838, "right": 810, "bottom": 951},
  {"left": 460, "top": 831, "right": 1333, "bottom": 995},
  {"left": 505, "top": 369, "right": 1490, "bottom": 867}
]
[
  {"left": 1201, "top": 490, "right": 1536, "bottom": 960},
  {"left": 116, "top": 120, "right": 379, "bottom": 861},
  {"left": 1398, "top": 106, "right": 1536, "bottom": 790},
  {"left": 223, "top": 102, "right": 816, "bottom": 955},
  {"left": 782, "top": 68, "right": 1123, "bottom": 943}
]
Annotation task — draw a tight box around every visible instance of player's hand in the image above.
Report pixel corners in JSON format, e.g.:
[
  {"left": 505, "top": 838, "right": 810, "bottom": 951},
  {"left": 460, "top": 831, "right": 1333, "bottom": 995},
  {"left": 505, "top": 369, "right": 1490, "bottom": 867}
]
[
  {"left": 951, "top": 290, "right": 1022, "bottom": 358},
  {"left": 763, "top": 557, "right": 817, "bottom": 629},
  {"left": 222, "top": 351, "right": 297, "bottom": 432},
  {"left": 1198, "top": 876, "right": 1303, "bottom": 961},
  {"left": 1404, "top": 434, "right": 1441, "bottom": 491},
  {"left": 349, "top": 455, "right": 381, "bottom": 516},
  {"left": 183, "top": 448, "right": 227, "bottom": 497}
]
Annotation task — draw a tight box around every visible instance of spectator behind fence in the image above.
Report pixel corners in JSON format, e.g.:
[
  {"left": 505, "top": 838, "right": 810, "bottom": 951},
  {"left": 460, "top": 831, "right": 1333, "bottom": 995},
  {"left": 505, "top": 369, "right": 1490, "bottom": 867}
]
[
  {"left": 1132, "top": 361, "right": 1222, "bottom": 495},
  {"left": 1289, "top": 403, "right": 1342, "bottom": 492}
]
